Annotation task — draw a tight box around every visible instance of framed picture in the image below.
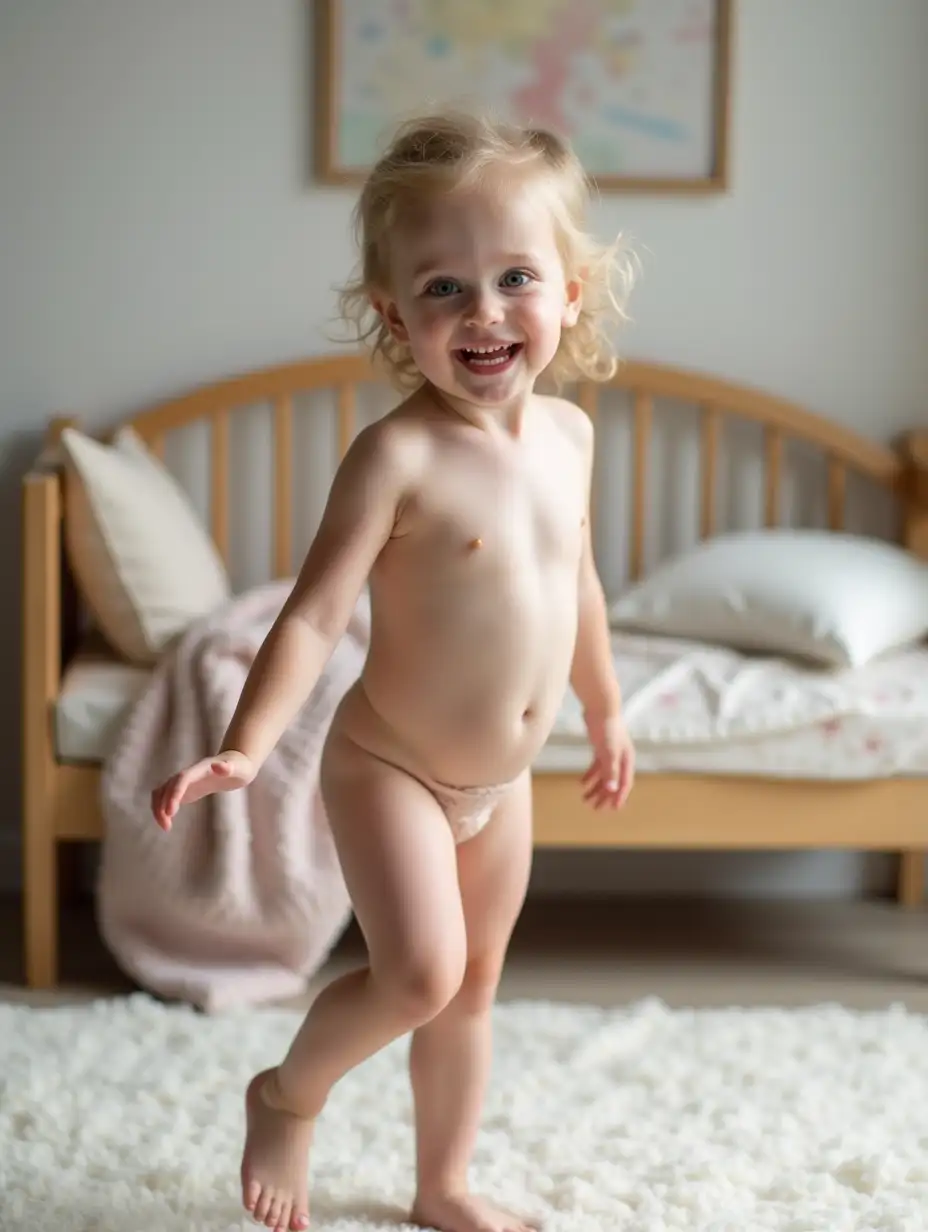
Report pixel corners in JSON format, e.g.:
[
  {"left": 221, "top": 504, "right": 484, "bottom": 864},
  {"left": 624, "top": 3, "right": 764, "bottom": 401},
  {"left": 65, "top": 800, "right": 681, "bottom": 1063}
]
[{"left": 314, "top": 0, "right": 733, "bottom": 193}]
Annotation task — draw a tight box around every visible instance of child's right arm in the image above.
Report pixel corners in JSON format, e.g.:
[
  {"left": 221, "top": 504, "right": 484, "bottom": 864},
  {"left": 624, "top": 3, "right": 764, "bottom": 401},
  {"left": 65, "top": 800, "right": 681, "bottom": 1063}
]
[{"left": 151, "top": 419, "right": 415, "bottom": 830}]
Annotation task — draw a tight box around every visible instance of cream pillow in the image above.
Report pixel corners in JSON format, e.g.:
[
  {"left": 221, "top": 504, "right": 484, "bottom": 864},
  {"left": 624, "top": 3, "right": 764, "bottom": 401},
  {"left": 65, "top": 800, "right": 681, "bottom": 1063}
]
[
  {"left": 60, "top": 426, "right": 231, "bottom": 664},
  {"left": 608, "top": 529, "right": 928, "bottom": 668}
]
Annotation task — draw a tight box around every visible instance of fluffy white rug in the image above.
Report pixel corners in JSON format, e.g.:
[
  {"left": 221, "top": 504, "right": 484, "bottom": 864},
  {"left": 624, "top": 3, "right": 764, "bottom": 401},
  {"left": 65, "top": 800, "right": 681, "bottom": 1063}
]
[{"left": 3, "top": 994, "right": 928, "bottom": 1230}]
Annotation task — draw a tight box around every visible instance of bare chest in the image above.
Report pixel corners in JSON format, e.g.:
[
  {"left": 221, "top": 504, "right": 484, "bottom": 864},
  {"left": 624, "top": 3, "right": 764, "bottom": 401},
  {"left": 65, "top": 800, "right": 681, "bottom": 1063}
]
[{"left": 400, "top": 439, "right": 586, "bottom": 570}]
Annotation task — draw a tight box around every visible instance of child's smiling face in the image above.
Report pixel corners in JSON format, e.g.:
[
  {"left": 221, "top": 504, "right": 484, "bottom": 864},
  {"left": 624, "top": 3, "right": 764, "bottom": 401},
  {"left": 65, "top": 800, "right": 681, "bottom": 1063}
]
[{"left": 376, "top": 172, "right": 582, "bottom": 410}]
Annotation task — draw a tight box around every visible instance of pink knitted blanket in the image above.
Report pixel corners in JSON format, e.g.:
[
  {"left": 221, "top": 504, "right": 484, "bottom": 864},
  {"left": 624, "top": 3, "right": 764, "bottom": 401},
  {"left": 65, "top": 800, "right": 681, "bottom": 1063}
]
[{"left": 97, "top": 581, "right": 368, "bottom": 1012}]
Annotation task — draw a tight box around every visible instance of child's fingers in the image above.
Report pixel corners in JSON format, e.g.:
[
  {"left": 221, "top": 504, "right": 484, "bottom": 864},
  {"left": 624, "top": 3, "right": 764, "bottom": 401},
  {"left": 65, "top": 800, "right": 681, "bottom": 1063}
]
[
  {"left": 580, "top": 751, "right": 633, "bottom": 811},
  {"left": 174, "top": 759, "right": 233, "bottom": 806},
  {"left": 152, "top": 784, "right": 174, "bottom": 830},
  {"left": 604, "top": 757, "right": 620, "bottom": 794},
  {"left": 579, "top": 773, "right": 601, "bottom": 803},
  {"left": 151, "top": 781, "right": 169, "bottom": 818},
  {"left": 153, "top": 756, "right": 251, "bottom": 829},
  {"left": 582, "top": 776, "right": 608, "bottom": 808},
  {"left": 617, "top": 748, "right": 635, "bottom": 805},
  {"left": 169, "top": 770, "right": 195, "bottom": 812}
]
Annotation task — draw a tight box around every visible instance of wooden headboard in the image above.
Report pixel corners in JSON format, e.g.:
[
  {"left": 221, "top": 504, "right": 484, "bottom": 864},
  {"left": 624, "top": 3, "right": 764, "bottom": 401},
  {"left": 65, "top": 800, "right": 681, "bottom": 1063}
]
[
  {"left": 34, "top": 353, "right": 927, "bottom": 671},
  {"left": 112, "top": 353, "right": 924, "bottom": 565}
]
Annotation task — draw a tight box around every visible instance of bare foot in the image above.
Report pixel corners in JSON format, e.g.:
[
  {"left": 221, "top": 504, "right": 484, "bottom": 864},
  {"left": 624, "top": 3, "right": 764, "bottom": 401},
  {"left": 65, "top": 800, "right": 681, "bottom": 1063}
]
[
  {"left": 241, "top": 1069, "right": 314, "bottom": 1231},
  {"left": 412, "top": 1190, "right": 539, "bottom": 1232}
]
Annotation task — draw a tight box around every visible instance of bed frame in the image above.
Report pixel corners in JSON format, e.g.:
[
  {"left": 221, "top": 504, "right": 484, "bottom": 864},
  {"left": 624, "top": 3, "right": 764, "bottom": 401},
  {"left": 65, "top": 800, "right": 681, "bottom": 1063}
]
[{"left": 21, "top": 354, "right": 928, "bottom": 988}]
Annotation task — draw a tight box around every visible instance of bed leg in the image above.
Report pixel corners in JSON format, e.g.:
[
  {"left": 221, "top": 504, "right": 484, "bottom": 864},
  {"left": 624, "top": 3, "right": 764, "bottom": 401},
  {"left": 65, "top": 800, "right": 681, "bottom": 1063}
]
[
  {"left": 23, "top": 814, "right": 59, "bottom": 987},
  {"left": 22, "top": 469, "right": 64, "bottom": 988},
  {"left": 897, "top": 851, "right": 925, "bottom": 909}
]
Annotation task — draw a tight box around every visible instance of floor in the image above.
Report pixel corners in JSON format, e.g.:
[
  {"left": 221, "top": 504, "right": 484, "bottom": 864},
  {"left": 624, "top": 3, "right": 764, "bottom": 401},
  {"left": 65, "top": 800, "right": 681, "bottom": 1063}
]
[{"left": 3, "top": 893, "right": 928, "bottom": 1012}]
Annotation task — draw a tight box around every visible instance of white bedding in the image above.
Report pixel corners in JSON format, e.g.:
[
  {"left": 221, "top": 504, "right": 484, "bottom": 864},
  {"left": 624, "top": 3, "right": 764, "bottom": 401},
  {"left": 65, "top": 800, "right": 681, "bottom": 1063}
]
[
  {"left": 56, "top": 633, "right": 928, "bottom": 780},
  {"left": 538, "top": 632, "right": 928, "bottom": 780},
  {"left": 56, "top": 651, "right": 150, "bottom": 763}
]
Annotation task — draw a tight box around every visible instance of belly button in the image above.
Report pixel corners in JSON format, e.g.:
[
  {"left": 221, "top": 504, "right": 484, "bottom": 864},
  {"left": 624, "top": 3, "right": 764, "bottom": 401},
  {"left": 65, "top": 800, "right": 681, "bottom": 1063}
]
[
  {"left": 468, "top": 537, "right": 483, "bottom": 550},
  {"left": 522, "top": 706, "right": 533, "bottom": 720}
]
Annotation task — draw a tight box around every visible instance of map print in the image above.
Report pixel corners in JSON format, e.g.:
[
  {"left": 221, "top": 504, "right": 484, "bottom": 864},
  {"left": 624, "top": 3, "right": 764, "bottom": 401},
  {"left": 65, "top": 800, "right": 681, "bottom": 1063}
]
[{"left": 333, "top": 0, "right": 721, "bottom": 181}]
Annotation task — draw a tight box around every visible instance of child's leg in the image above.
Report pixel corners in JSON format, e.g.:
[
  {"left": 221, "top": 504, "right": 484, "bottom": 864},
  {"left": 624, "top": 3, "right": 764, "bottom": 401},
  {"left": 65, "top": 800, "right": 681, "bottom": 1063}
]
[
  {"left": 409, "top": 770, "right": 536, "bottom": 1232},
  {"left": 242, "top": 733, "right": 467, "bottom": 1232}
]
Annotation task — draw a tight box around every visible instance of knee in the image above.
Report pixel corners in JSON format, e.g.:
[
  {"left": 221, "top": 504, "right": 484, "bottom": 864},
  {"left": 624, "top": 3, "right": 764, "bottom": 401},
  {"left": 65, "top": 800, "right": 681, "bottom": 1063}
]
[
  {"left": 375, "top": 950, "right": 466, "bottom": 1024},
  {"left": 454, "top": 952, "right": 504, "bottom": 1015}
]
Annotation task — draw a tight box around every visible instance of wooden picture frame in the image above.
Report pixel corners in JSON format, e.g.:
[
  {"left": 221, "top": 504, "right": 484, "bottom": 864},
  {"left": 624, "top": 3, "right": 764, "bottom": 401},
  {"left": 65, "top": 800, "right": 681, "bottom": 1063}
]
[{"left": 314, "top": 0, "right": 733, "bottom": 194}]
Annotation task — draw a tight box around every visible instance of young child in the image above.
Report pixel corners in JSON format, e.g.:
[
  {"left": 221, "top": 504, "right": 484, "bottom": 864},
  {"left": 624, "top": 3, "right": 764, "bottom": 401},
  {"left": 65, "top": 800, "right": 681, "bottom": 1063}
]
[{"left": 151, "top": 109, "right": 636, "bottom": 1232}]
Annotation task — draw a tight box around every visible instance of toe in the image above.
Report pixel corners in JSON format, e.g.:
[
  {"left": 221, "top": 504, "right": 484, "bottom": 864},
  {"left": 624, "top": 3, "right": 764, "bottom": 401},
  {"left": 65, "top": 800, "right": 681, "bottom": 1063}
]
[
  {"left": 254, "top": 1188, "right": 273, "bottom": 1223},
  {"left": 290, "top": 1208, "right": 309, "bottom": 1231},
  {"left": 244, "top": 1180, "right": 260, "bottom": 1213},
  {"left": 274, "top": 1200, "right": 292, "bottom": 1232},
  {"left": 265, "top": 1197, "right": 282, "bottom": 1227}
]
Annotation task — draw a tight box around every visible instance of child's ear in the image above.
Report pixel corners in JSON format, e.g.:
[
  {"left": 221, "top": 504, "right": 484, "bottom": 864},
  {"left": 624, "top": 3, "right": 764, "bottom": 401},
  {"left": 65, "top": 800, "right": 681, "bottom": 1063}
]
[
  {"left": 562, "top": 276, "right": 583, "bottom": 328},
  {"left": 371, "top": 294, "right": 409, "bottom": 342}
]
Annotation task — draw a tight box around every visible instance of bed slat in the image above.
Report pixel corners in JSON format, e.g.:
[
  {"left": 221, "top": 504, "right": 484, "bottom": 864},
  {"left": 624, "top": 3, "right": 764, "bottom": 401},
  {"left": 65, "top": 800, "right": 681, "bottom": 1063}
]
[
  {"left": 765, "top": 428, "right": 783, "bottom": 527},
  {"left": 828, "top": 457, "right": 846, "bottom": 531},
  {"left": 273, "top": 394, "right": 293, "bottom": 577},
  {"left": 337, "top": 384, "right": 356, "bottom": 460},
  {"left": 210, "top": 409, "right": 230, "bottom": 563},
  {"left": 631, "top": 390, "right": 652, "bottom": 579},
  {"left": 700, "top": 406, "right": 721, "bottom": 538},
  {"left": 578, "top": 383, "right": 598, "bottom": 532}
]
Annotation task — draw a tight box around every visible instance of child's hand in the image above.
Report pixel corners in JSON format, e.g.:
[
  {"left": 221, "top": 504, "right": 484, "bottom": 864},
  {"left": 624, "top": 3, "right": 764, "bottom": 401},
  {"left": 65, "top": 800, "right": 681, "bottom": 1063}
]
[
  {"left": 150, "top": 751, "right": 256, "bottom": 831},
  {"left": 581, "top": 711, "right": 635, "bottom": 809}
]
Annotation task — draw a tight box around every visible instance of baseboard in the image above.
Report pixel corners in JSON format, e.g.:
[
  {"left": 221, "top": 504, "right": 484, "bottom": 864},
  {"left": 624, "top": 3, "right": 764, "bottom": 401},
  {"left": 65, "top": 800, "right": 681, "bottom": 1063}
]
[
  {"left": 529, "top": 849, "right": 894, "bottom": 900},
  {"left": 0, "top": 824, "right": 892, "bottom": 899}
]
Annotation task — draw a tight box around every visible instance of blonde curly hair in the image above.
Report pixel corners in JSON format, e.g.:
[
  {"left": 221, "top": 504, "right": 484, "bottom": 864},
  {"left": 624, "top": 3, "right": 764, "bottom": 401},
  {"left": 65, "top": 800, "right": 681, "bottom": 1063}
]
[{"left": 336, "top": 109, "right": 637, "bottom": 390}]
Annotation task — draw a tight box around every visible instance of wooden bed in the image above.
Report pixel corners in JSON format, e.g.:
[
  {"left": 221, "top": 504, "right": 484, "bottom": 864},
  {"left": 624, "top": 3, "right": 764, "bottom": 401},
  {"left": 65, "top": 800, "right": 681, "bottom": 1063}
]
[{"left": 21, "top": 354, "right": 928, "bottom": 988}]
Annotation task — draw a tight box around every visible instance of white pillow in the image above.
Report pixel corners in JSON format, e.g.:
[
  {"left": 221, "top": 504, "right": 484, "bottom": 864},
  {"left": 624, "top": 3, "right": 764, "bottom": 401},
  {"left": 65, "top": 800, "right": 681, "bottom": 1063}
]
[
  {"left": 608, "top": 529, "right": 928, "bottom": 668},
  {"left": 60, "top": 426, "right": 231, "bottom": 664}
]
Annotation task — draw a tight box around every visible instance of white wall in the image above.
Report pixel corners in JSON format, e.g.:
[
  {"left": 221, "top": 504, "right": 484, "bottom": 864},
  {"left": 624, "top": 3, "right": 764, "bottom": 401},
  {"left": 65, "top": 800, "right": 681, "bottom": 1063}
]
[{"left": 2, "top": 0, "right": 927, "bottom": 897}]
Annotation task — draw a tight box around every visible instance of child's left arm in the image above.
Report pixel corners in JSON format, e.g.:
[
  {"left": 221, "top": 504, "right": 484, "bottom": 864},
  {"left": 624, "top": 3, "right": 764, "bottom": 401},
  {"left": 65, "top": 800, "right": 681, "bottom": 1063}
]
[{"left": 568, "top": 413, "right": 635, "bottom": 809}]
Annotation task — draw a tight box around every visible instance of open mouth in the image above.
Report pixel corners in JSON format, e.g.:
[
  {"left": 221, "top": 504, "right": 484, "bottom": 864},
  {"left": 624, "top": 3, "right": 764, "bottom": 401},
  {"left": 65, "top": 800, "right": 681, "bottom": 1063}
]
[{"left": 455, "top": 343, "right": 522, "bottom": 373}]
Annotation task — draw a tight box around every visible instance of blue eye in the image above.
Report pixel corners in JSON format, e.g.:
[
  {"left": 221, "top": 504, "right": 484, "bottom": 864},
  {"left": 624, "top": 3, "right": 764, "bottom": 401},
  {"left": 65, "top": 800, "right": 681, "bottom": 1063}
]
[
  {"left": 426, "top": 278, "right": 460, "bottom": 297},
  {"left": 501, "top": 269, "right": 531, "bottom": 288}
]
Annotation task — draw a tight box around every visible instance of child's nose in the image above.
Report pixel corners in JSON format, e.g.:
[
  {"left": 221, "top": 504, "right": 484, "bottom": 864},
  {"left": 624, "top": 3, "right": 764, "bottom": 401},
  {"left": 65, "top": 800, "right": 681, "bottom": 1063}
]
[{"left": 465, "top": 287, "right": 504, "bottom": 326}]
